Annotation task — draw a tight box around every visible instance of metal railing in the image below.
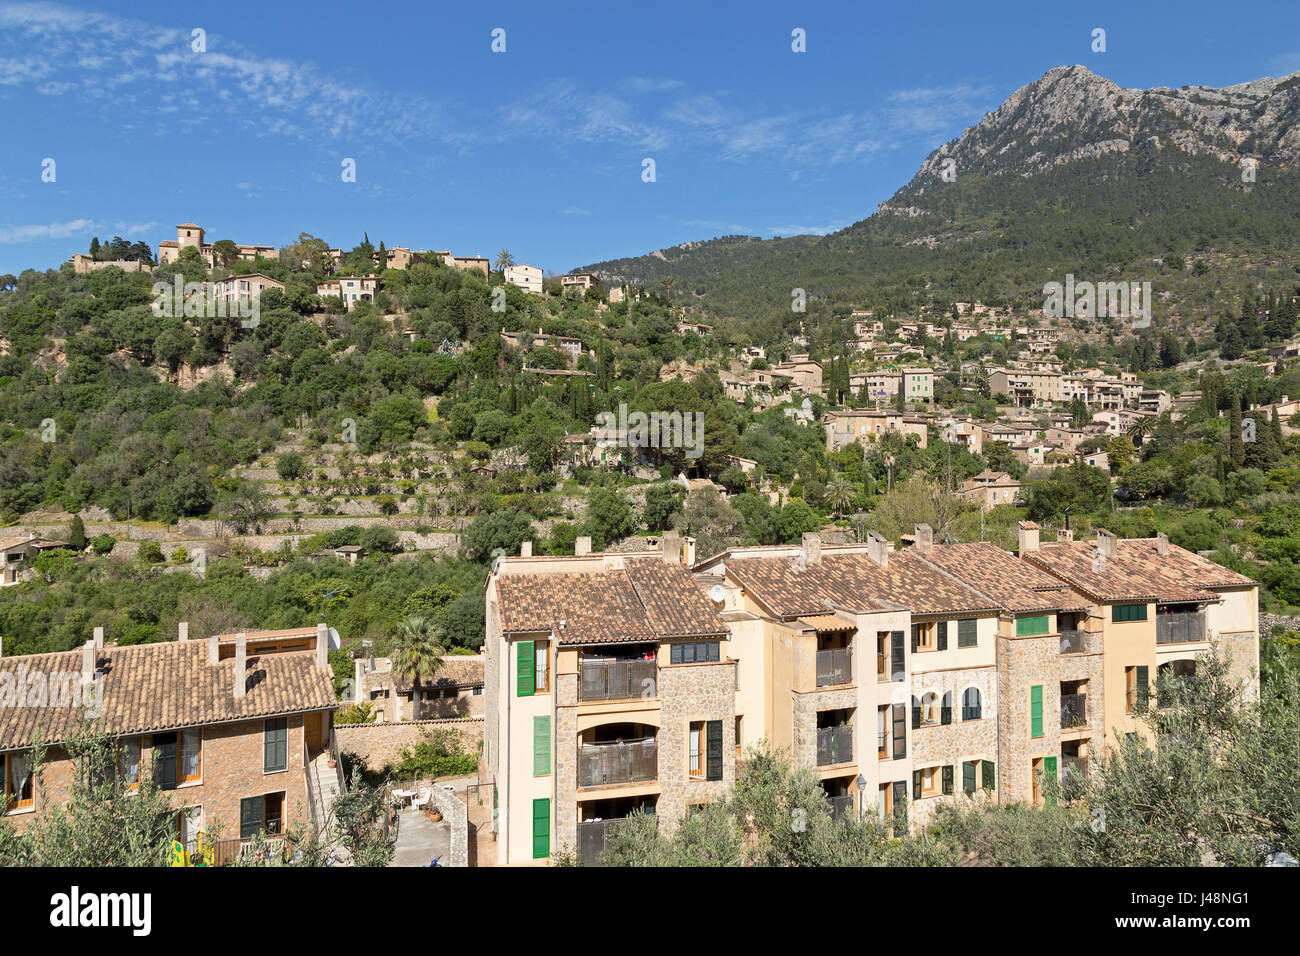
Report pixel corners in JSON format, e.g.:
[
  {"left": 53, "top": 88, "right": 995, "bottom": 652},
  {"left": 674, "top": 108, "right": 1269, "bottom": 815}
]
[
  {"left": 827, "top": 793, "right": 854, "bottom": 822},
  {"left": 816, "top": 726, "right": 853, "bottom": 766},
  {"left": 578, "top": 737, "right": 658, "bottom": 788},
  {"left": 1059, "top": 629, "right": 1087, "bottom": 654},
  {"left": 1156, "top": 613, "right": 1205, "bottom": 645},
  {"left": 577, "top": 815, "right": 656, "bottom": 866},
  {"left": 1062, "top": 756, "right": 1088, "bottom": 784},
  {"left": 579, "top": 659, "right": 657, "bottom": 701},
  {"left": 1061, "top": 693, "right": 1087, "bottom": 729},
  {"left": 816, "top": 648, "right": 852, "bottom": 687}
]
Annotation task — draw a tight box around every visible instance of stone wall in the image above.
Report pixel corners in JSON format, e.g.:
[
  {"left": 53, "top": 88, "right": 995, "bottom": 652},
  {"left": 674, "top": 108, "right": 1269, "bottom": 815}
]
[
  {"left": 335, "top": 717, "right": 483, "bottom": 772},
  {"left": 430, "top": 786, "right": 469, "bottom": 867},
  {"left": 655, "top": 660, "right": 737, "bottom": 831}
]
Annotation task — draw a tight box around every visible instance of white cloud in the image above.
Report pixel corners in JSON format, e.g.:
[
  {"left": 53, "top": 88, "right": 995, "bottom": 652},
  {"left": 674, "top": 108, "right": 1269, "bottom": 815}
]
[{"left": 0, "top": 218, "right": 96, "bottom": 243}]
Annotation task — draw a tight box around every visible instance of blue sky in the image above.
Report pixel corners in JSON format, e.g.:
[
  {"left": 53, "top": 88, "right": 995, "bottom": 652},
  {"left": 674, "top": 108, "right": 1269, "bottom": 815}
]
[{"left": 1, "top": 0, "right": 1298, "bottom": 276}]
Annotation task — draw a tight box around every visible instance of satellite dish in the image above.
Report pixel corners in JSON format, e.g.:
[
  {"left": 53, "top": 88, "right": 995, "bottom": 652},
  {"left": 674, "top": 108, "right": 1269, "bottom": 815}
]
[
  {"left": 709, "top": 584, "right": 725, "bottom": 604},
  {"left": 327, "top": 627, "right": 341, "bottom": 651}
]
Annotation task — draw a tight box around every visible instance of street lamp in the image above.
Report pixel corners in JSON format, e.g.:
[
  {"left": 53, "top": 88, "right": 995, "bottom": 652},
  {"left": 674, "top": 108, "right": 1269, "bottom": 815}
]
[{"left": 856, "top": 773, "right": 868, "bottom": 822}]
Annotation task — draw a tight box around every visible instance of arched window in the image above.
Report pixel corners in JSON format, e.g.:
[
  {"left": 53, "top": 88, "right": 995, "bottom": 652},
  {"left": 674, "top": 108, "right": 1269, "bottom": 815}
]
[
  {"left": 921, "top": 692, "right": 939, "bottom": 725},
  {"left": 962, "top": 687, "right": 982, "bottom": 720}
]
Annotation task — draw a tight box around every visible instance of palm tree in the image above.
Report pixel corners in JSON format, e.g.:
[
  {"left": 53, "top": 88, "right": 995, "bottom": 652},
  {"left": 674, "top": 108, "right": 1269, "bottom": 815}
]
[
  {"left": 390, "top": 616, "right": 446, "bottom": 721},
  {"left": 493, "top": 249, "right": 515, "bottom": 272},
  {"left": 827, "top": 476, "right": 854, "bottom": 518},
  {"left": 1127, "top": 414, "right": 1158, "bottom": 447}
]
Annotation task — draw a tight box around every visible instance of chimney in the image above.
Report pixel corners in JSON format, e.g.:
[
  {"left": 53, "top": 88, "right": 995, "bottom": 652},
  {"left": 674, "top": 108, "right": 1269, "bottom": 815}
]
[
  {"left": 208, "top": 635, "right": 220, "bottom": 665},
  {"left": 81, "top": 640, "right": 95, "bottom": 694},
  {"left": 1156, "top": 532, "right": 1169, "bottom": 558},
  {"left": 1018, "top": 521, "right": 1040, "bottom": 554},
  {"left": 316, "top": 623, "right": 329, "bottom": 669},
  {"left": 914, "top": 524, "right": 934, "bottom": 554},
  {"left": 575, "top": 535, "right": 592, "bottom": 556},
  {"left": 867, "top": 531, "right": 888, "bottom": 569},
  {"left": 683, "top": 536, "right": 697, "bottom": 567},
  {"left": 353, "top": 659, "right": 365, "bottom": 702},
  {"left": 1058, "top": 526, "right": 1073, "bottom": 543},
  {"left": 520, "top": 540, "right": 533, "bottom": 557},
  {"left": 93, "top": 626, "right": 104, "bottom": 650},
  {"left": 178, "top": 621, "right": 189, "bottom": 642},
  {"left": 801, "top": 532, "right": 822, "bottom": 567},
  {"left": 661, "top": 531, "right": 682, "bottom": 565},
  {"left": 233, "top": 632, "right": 247, "bottom": 698},
  {"left": 1096, "top": 528, "right": 1117, "bottom": 558}
]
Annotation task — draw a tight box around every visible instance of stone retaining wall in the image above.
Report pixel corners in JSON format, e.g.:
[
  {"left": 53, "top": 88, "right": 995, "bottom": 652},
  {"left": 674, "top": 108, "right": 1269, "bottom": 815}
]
[{"left": 335, "top": 717, "right": 483, "bottom": 771}]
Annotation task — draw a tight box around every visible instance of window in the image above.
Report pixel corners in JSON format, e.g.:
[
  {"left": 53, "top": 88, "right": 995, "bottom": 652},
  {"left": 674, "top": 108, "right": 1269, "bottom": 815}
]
[
  {"left": 1113, "top": 603, "right": 1148, "bottom": 623},
  {"left": 1125, "top": 665, "right": 1149, "bottom": 712},
  {"left": 153, "top": 733, "right": 178, "bottom": 791},
  {"left": 689, "top": 722, "right": 704, "bottom": 778},
  {"left": 122, "top": 737, "right": 141, "bottom": 788},
  {"left": 533, "top": 716, "right": 550, "bottom": 777},
  {"left": 533, "top": 640, "right": 550, "bottom": 693},
  {"left": 957, "top": 619, "right": 978, "bottom": 648},
  {"left": 962, "top": 687, "right": 982, "bottom": 720},
  {"left": 670, "top": 641, "right": 719, "bottom": 664},
  {"left": 877, "top": 706, "right": 889, "bottom": 759},
  {"left": 4, "top": 752, "right": 34, "bottom": 811},
  {"left": 916, "top": 766, "right": 938, "bottom": 797},
  {"left": 240, "top": 792, "right": 284, "bottom": 839},
  {"left": 1016, "top": 615, "right": 1050, "bottom": 636},
  {"left": 264, "top": 718, "right": 288, "bottom": 773},
  {"left": 179, "top": 729, "right": 201, "bottom": 784},
  {"left": 876, "top": 632, "right": 888, "bottom": 680},
  {"left": 911, "top": 622, "right": 935, "bottom": 651},
  {"left": 735, "top": 716, "right": 743, "bottom": 760}
]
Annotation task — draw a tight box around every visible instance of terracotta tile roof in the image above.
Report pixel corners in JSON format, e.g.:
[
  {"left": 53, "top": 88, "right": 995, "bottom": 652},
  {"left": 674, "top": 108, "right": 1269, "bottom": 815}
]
[
  {"left": 918, "top": 543, "right": 1091, "bottom": 614},
  {"left": 1023, "top": 538, "right": 1255, "bottom": 604},
  {"left": 214, "top": 627, "right": 318, "bottom": 644},
  {"left": 392, "top": 656, "right": 484, "bottom": 692},
  {"left": 726, "top": 551, "right": 1000, "bottom": 618},
  {"left": 496, "top": 561, "right": 726, "bottom": 645},
  {"left": 0, "top": 641, "right": 337, "bottom": 752},
  {"left": 798, "top": 614, "right": 856, "bottom": 631}
]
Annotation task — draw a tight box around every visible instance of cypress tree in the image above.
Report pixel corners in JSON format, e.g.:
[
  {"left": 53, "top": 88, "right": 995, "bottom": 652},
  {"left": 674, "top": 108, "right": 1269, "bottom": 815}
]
[{"left": 1229, "top": 392, "right": 1245, "bottom": 469}]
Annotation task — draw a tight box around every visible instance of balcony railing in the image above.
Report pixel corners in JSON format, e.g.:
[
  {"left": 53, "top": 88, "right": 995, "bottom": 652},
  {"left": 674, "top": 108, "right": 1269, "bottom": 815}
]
[
  {"left": 1061, "top": 693, "right": 1087, "bottom": 729},
  {"left": 1059, "top": 629, "right": 1086, "bottom": 654},
  {"left": 1156, "top": 613, "right": 1205, "bottom": 645},
  {"left": 816, "top": 726, "right": 853, "bottom": 766},
  {"left": 816, "top": 648, "right": 852, "bottom": 687},
  {"left": 578, "top": 737, "right": 658, "bottom": 788},
  {"left": 577, "top": 818, "right": 631, "bottom": 866},
  {"left": 826, "top": 793, "right": 855, "bottom": 822},
  {"left": 579, "top": 659, "right": 657, "bottom": 702},
  {"left": 1061, "top": 756, "right": 1088, "bottom": 784}
]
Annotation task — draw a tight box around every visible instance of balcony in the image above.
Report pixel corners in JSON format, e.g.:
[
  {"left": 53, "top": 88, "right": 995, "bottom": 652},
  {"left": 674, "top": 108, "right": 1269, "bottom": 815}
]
[
  {"left": 1059, "top": 629, "right": 1087, "bottom": 654},
  {"left": 816, "top": 648, "right": 852, "bottom": 687},
  {"left": 826, "top": 793, "right": 854, "bottom": 822},
  {"left": 576, "top": 817, "right": 639, "bottom": 866},
  {"left": 579, "top": 659, "right": 657, "bottom": 702},
  {"left": 578, "top": 738, "right": 658, "bottom": 789},
  {"left": 1062, "top": 756, "right": 1088, "bottom": 784},
  {"left": 816, "top": 726, "right": 853, "bottom": 767},
  {"left": 1060, "top": 693, "right": 1088, "bottom": 729},
  {"left": 1157, "top": 612, "right": 1205, "bottom": 645}
]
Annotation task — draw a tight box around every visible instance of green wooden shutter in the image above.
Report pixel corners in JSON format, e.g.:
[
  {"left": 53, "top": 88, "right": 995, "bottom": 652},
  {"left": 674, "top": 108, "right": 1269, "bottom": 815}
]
[
  {"left": 1043, "top": 756, "right": 1058, "bottom": 808},
  {"left": 940, "top": 691, "right": 952, "bottom": 725},
  {"left": 531, "top": 798, "right": 550, "bottom": 859},
  {"left": 1030, "top": 684, "right": 1043, "bottom": 738},
  {"left": 911, "top": 696, "right": 921, "bottom": 729},
  {"left": 958, "top": 619, "right": 977, "bottom": 647},
  {"left": 982, "top": 759, "right": 995, "bottom": 791},
  {"left": 890, "top": 630, "right": 905, "bottom": 680},
  {"left": 239, "top": 796, "right": 262, "bottom": 840},
  {"left": 516, "top": 641, "right": 534, "bottom": 697},
  {"left": 937, "top": 621, "right": 948, "bottom": 651},
  {"left": 1017, "top": 616, "right": 1049, "bottom": 636},
  {"left": 891, "top": 703, "right": 906, "bottom": 759},
  {"left": 705, "top": 720, "right": 723, "bottom": 781},
  {"left": 533, "top": 716, "right": 550, "bottom": 776},
  {"left": 910, "top": 624, "right": 919, "bottom": 653},
  {"left": 1136, "top": 666, "right": 1149, "bottom": 708},
  {"left": 942, "top": 765, "right": 953, "bottom": 795},
  {"left": 892, "top": 781, "right": 907, "bottom": 826},
  {"left": 912, "top": 769, "right": 922, "bottom": 799},
  {"left": 962, "top": 761, "right": 976, "bottom": 793}
]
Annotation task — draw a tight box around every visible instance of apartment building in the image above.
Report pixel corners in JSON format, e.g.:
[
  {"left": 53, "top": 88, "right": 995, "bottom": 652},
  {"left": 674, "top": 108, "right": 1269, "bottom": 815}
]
[
  {"left": 902, "top": 368, "right": 934, "bottom": 401},
  {"left": 988, "top": 368, "right": 1063, "bottom": 408},
  {"left": 485, "top": 523, "right": 1259, "bottom": 863},
  {"left": 0, "top": 626, "right": 339, "bottom": 861},
  {"left": 560, "top": 273, "right": 597, "bottom": 292},
  {"left": 317, "top": 275, "right": 378, "bottom": 310},
  {"left": 823, "top": 409, "right": 928, "bottom": 452},
  {"left": 504, "top": 264, "right": 543, "bottom": 296},
  {"left": 211, "top": 273, "right": 285, "bottom": 307},
  {"left": 484, "top": 535, "right": 733, "bottom": 865}
]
